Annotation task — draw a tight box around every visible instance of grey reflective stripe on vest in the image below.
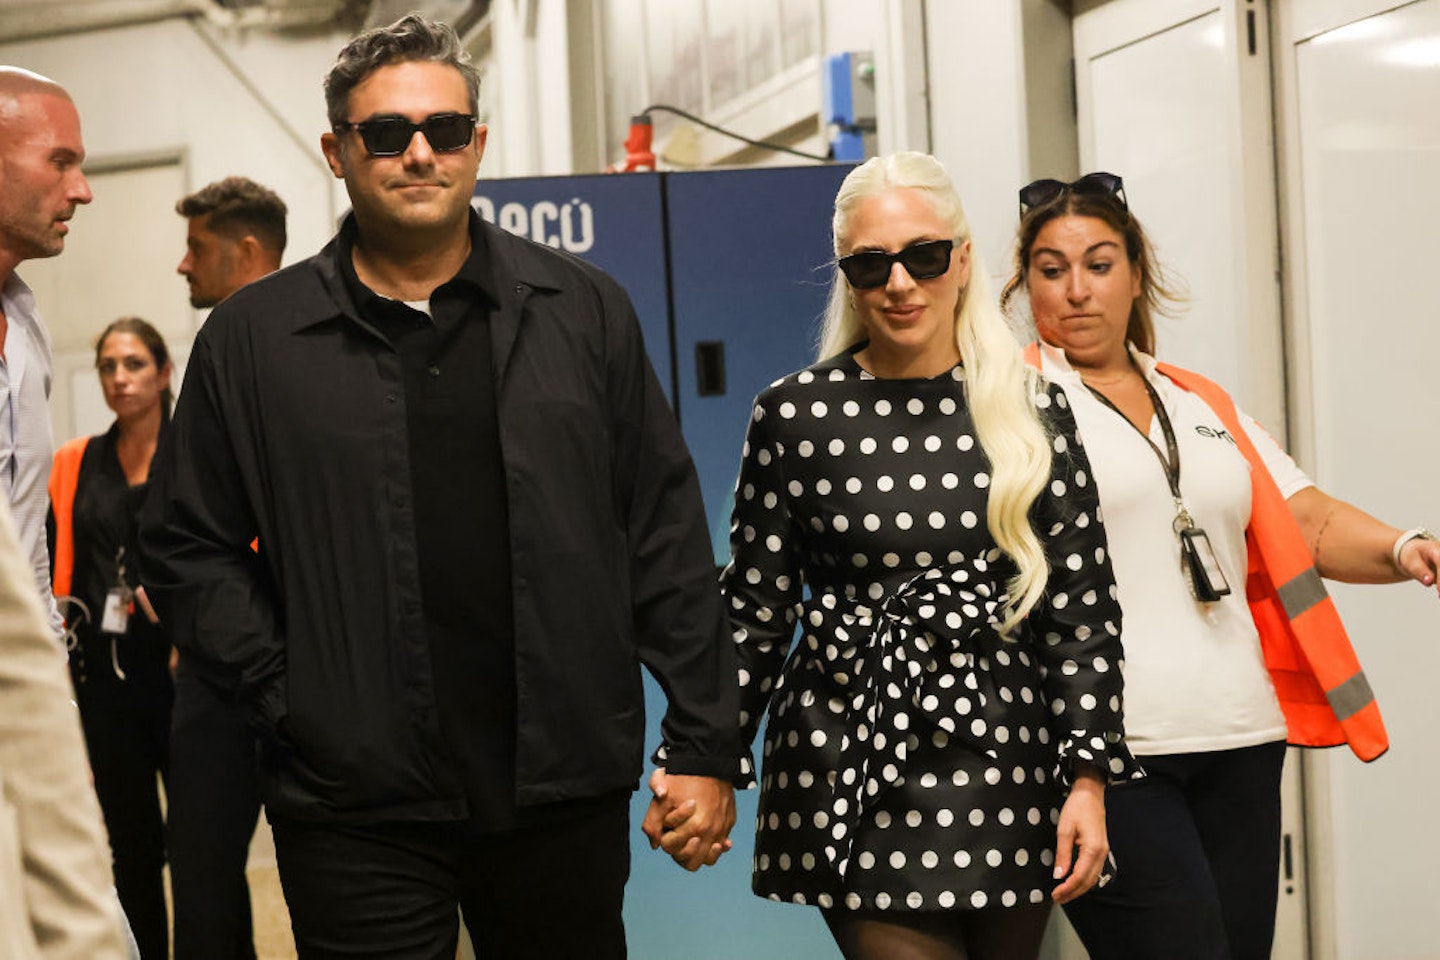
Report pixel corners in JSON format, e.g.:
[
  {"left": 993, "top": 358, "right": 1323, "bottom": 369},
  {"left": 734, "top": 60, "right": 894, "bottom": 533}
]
[
  {"left": 1327, "top": 670, "right": 1375, "bottom": 721},
  {"left": 1277, "top": 567, "right": 1327, "bottom": 620}
]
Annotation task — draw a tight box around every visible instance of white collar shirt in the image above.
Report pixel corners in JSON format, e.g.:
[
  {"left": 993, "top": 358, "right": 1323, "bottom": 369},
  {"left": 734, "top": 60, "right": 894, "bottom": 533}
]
[
  {"left": 0, "top": 273, "right": 64, "bottom": 638},
  {"left": 1039, "top": 341, "right": 1308, "bottom": 754}
]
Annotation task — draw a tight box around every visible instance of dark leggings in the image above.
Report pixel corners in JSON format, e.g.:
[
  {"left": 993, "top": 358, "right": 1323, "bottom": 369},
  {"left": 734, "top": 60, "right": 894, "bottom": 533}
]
[
  {"left": 1063, "top": 741, "right": 1286, "bottom": 960},
  {"left": 79, "top": 687, "right": 172, "bottom": 960},
  {"left": 822, "top": 904, "right": 1051, "bottom": 960}
]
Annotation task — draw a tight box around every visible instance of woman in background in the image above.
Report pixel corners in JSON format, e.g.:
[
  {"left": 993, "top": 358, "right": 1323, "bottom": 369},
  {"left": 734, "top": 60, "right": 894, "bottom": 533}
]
[
  {"left": 50, "top": 317, "right": 174, "bottom": 960},
  {"left": 1003, "top": 172, "right": 1440, "bottom": 960}
]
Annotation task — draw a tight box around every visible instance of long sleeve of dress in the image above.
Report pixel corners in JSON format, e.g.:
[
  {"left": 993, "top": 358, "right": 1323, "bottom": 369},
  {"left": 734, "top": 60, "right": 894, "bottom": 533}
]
[
  {"left": 723, "top": 393, "right": 803, "bottom": 785},
  {"left": 1027, "top": 386, "right": 1143, "bottom": 786}
]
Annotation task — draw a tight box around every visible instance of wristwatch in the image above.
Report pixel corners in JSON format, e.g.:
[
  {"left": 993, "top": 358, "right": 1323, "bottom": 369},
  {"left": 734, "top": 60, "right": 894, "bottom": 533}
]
[{"left": 1392, "top": 527, "right": 1437, "bottom": 570}]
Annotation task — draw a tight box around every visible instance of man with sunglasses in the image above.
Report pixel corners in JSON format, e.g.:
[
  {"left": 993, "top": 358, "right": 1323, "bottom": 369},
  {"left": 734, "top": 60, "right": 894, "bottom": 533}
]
[{"left": 139, "top": 14, "right": 738, "bottom": 959}]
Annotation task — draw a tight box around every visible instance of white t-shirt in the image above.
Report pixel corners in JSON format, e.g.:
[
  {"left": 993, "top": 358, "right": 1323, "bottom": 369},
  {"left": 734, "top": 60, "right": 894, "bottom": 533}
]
[{"left": 1039, "top": 342, "right": 1311, "bottom": 755}]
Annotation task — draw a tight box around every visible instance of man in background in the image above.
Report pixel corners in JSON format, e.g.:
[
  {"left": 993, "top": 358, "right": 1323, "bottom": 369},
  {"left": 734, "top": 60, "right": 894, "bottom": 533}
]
[
  {"left": 176, "top": 175, "right": 286, "bottom": 309},
  {"left": 0, "top": 65, "right": 92, "bottom": 637},
  {"left": 0, "top": 63, "right": 131, "bottom": 960},
  {"left": 168, "top": 175, "right": 286, "bottom": 960}
]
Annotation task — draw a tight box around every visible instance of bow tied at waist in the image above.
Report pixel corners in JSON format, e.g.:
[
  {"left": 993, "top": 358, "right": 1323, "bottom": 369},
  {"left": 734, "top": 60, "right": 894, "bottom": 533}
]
[{"left": 821, "top": 555, "right": 1010, "bottom": 876}]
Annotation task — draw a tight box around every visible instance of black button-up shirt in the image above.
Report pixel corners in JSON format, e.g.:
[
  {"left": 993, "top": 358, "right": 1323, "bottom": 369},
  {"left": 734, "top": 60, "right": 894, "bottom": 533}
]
[
  {"left": 140, "top": 212, "right": 739, "bottom": 824},
  {"left": 337, "top": 221, "right": 525, "bottom": 827}
]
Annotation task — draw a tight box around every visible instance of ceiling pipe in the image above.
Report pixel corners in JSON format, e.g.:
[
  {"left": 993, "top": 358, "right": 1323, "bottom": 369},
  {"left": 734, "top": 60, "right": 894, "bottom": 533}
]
[{"left": 0, "top": 0, "right": 362, "bottom": 45}]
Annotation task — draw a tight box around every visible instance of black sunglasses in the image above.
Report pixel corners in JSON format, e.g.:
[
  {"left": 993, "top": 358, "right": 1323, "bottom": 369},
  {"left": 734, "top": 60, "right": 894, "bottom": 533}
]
[
  {"left": 837, "top": 239, "right": 955, "bottom": 289},
  {"left": 1018, "top": 172, "right": 1127, "bottom": 219},
  {"left": 333, "top": 112, "right": 477, "bottom": 157}
]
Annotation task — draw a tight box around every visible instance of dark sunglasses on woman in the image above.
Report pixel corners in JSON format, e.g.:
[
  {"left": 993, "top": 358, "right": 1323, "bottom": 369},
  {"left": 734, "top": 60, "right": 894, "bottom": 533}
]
[
  {"left": 1017, "top": 172, "right": 1127, "bottom": 219},
  {"left": 837, "top": 239, "right": 955, "bottom": 289}
]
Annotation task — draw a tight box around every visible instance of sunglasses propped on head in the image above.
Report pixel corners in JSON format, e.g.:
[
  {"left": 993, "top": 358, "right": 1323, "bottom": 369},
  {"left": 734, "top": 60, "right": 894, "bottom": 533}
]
[
  {"left": 334, "top": 112, "right": 477, "bottom": 157},
  {"left": 1018, "top": 172, "right": 1127, "bottom": 220},
  {"left": 837, "top": 239, "right": 955, "bottom": 290}
]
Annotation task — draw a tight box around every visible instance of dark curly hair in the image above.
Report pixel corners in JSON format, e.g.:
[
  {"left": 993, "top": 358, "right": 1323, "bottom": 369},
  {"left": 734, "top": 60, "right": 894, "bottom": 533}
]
[{"left": 323, "top": 13, "right": 481, "bottom": 129}]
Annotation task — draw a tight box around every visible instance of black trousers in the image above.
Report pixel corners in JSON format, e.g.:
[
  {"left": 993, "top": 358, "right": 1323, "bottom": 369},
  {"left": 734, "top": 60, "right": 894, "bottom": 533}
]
[
  {"left": 167, "top": 662, "right": 260, "bottom": 960},
  {"left": 272, "top": 793, "right": 630, "bottom": 960},
  {"left": 1063, "top": 741, "right": 1286, "bottom": 960},
  {"left": 78, "top": 676, "right": 172, "bottom": 960}
]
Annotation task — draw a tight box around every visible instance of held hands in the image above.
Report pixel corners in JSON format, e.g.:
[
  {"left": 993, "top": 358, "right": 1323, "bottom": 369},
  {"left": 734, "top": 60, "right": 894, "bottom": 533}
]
[
  {"left": 641, "top": 768, "right": 736, "bottom": 872},
  {"left": 1051, "top": 767, "right": 1109, "bottom": 904}
]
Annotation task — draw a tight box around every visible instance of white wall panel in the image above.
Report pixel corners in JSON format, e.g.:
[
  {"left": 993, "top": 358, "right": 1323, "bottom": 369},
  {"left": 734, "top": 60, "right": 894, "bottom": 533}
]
[{"left": 1282, "top": 2, "right": 1440, "bottom": 956}]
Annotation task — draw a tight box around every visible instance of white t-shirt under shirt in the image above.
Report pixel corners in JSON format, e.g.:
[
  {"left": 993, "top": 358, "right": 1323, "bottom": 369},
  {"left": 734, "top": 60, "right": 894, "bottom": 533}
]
[{"left": 1039, "top": 342, "right": 1310, "bottom": 756}]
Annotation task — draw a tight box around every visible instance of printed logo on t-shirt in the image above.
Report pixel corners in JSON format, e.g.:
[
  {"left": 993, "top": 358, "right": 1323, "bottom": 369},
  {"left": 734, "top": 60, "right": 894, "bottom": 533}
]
[{"left": 1194, "top": 425, "right": 1236, "bottom": 446}]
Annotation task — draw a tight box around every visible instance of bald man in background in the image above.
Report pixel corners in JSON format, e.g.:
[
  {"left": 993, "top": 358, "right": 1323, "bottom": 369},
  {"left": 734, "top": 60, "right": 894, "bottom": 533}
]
[{"left": 0, "top": 64, "right": 131, "bottom": 960}]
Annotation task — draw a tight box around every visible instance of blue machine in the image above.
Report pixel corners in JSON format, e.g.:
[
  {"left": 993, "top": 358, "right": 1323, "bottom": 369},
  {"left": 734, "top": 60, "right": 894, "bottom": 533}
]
[{"left": 475, "top": 164, "right": 852, "bottom": 960}]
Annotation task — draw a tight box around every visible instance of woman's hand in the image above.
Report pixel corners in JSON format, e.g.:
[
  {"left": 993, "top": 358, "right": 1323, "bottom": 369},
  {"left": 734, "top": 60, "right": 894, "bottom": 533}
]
[
  {"left": 1052, "top": 766, "right": 1109, "bottom": 904},
  {"left": 1396, "top": 534, "right": 1440, "bottom": 596}
]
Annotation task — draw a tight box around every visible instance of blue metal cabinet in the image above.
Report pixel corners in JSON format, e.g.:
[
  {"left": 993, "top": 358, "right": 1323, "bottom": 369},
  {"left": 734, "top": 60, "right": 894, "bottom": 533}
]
[{"left": 474, "top": 166, "right": 851, "bottom": 960}]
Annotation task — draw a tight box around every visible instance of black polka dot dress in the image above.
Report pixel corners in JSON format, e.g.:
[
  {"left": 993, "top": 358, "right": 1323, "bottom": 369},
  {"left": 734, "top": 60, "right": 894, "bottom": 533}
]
[{"left": 722, "top": 351, "right": 1141, "bottom": 913}]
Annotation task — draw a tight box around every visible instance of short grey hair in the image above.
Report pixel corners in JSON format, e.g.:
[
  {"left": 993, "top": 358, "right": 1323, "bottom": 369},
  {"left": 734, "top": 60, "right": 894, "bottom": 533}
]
[{"left": 323, "top": 14, "right": 481, "bottom": 128}]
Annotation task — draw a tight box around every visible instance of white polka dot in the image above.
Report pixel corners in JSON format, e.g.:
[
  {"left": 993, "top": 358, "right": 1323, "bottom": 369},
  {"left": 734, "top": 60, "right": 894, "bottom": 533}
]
[
  {"left": 811, "top": 401, "right": 828, "bottom": 418},
  {"left": 778, "top": 402, "right": 796, "bottom": 418},
  {"left": 859, "top": 437, "right": 877, "bottom": 455},
  {"left": 892, "top": 436, "right": 910, "bottom": 454},
  {"left": 828, "top": 438, "right": 846, "bottom": 456}
]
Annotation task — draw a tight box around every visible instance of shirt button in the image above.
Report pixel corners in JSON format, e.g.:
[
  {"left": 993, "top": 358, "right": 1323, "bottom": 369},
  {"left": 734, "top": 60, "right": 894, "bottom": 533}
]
[
  {"left": 427, "top": 366, "right": 440, "bottom": 378},
  {"left": 514, "top": 283, "right": 524, "bottom": 294},
  {"left": 384, "top": 393, "right": 398, "bottom": 403}
]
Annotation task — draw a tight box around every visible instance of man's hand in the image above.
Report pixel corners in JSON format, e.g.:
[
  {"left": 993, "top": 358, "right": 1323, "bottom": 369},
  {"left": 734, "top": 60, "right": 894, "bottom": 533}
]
[{"left": 641, "top": 768, "right": 736, "bottom": 871}]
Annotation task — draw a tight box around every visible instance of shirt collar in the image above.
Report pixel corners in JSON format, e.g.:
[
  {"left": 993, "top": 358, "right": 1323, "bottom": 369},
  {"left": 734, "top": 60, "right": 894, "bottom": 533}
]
[
  {"left": 336, "top": 209, "right": 501, "bottom": 321},
  {"left": 1038, "top": 340, "right": 1158, "bottom": 382}
]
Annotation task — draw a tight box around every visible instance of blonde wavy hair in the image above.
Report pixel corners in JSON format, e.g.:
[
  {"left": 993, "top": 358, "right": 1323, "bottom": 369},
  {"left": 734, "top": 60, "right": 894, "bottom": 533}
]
[{"left": 818, "top": 152, "right": 1052, "bottom": 634}]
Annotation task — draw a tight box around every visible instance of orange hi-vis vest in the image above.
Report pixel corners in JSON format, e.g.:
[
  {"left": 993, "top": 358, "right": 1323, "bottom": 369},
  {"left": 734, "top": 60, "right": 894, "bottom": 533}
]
[
  {"left": 49, "top": 435, "right": 89, "bottom": 600},
  {"left": 1024, "top": 343, "right": 1388, "bottom": 761}
]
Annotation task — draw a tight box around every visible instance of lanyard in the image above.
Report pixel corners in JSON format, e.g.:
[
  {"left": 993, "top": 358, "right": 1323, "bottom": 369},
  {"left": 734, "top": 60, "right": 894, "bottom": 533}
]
[{"left": 1085, "top": 374, "right": 1196, "bottom": 533}]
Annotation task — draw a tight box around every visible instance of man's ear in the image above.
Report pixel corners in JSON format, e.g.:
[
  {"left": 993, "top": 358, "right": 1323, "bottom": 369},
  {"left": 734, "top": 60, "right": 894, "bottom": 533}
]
[
  {"left": 232, "top": 235, "right": 267, "bottom": 283},
  {"left": 321, "top": 131, "right": 346, "bottom": 178}
]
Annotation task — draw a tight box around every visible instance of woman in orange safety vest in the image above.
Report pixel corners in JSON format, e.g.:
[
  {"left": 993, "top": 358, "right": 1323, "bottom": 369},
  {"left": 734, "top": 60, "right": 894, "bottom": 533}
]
[{"left": 50, "top": 317, "right": 174, "bottom": 960}]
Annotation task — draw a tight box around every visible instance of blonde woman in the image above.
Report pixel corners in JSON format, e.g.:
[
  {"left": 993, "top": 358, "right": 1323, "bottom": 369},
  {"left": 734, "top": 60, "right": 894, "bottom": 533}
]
[{"left": 715, "top": 153, "right": 1140, "bottom": 959}]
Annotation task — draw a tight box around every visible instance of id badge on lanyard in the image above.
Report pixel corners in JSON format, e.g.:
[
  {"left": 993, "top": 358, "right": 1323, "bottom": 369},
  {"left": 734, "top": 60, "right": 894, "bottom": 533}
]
[
  {"left": 101, "top": 546, "right": 133, "bottom": 635},
  {"left": 1088, "top": 373, "right": 1231, "bottom": 603}
]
